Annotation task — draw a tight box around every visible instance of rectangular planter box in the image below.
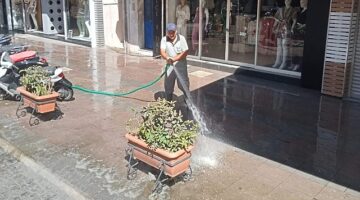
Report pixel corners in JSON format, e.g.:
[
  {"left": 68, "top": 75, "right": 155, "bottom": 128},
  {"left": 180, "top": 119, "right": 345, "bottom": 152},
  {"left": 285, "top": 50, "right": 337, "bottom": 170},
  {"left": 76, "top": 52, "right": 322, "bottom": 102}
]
[
  {"left": 126, "top": 133, "right": 193, "bottom": 178},
  {"left": 17, "top": 87, "right": 59, "bottom": 114}
]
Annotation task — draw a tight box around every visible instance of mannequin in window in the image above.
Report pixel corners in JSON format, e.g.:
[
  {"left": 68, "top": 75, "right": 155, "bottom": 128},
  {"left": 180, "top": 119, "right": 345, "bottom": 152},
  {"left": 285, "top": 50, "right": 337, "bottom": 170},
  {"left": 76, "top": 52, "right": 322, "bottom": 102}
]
[
  {"left": 27, "top": 0, "right": 38, "bottom": 30},
  {"left": 272, "top": 0, "right": 297, "bottom": 69},
  {"left": 84, "top": 0, "right": 91, "bottom": 38},
  {"left": 76, "top": 0, "right": 87, "bottom": 37},
  {"left": 296, "top": 0, "right": 307, "bottom": 37},
  {"left": 176, "top": 0, "right": 190, "bottom": 37},
  {"left": 291, "top": 0, "right": 307, "bottom": 71},
  {"left": 191, "top": 0, "right": 209, "bottom": 55}
]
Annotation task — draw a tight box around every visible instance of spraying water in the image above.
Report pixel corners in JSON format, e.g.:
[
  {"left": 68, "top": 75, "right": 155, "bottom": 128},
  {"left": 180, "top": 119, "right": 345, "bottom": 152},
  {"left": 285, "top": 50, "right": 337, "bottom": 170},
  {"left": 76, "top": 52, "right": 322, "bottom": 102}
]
[
  {"left": 172, "top": 67, "right": 209, "bottom": 135},
  {"left": 173, "top": 66, "right": 224, "bottom": 167}
]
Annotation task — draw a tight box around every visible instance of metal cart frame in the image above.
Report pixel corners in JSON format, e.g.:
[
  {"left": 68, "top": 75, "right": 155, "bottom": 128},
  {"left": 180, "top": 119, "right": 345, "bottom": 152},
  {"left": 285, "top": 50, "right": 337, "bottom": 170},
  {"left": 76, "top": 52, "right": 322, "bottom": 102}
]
[
  {"left": 16, "top": 97, "right": 62, "bottom": 126},
  {"left": 125, "top": 143, "right": 192, "bottom": 193}
]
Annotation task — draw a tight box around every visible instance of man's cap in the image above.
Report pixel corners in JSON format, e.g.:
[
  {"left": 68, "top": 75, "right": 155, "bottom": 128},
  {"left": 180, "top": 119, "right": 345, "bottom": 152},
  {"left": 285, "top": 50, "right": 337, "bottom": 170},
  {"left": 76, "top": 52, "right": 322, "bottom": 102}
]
[{"left": 166, "top": 23, "right": 177, "bottom": 32}]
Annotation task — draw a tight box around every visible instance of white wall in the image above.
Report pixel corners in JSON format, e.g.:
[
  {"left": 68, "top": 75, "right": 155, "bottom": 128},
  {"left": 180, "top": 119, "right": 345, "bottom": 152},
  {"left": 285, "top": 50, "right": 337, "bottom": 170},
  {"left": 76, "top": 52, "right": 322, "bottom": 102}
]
[{"left": 103, "top": 0, "right": 124, "bottom": 48}]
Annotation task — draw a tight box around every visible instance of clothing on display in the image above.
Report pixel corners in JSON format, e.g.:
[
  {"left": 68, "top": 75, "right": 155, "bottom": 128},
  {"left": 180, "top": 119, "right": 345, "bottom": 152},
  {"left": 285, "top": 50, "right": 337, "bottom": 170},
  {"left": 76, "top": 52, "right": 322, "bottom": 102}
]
[
  {"left": 272, "top": 2, "right": 297, "bottom": 69},
  {"left": 273, "top": 7, "right": 297, "bottom": 39},
  {"left": 258, "top": 17, "right": 277, "bottom": 55},
  {"left": 26, "top": 0, "right": 38, "bottom": 30},
  {"left": 232, "top": 15, "right": 251, "bottom": 53},
  {"left": 69, "top": 0, "right": 89, "bottom": 37},
  {"left": 176, "top": 3, "right": 190, "bottom": 37},
  {"left": 259, "top": 17, "right": 276, "bottom": 47},
  {"left": 191, "top": 6, "right": 209, "bottom": 53},
  {"left": 247, "top": 20, "right": 257, "bottom": 45},
  {"left": 293, "top": 8, "right": 307, "bottom": 40}
]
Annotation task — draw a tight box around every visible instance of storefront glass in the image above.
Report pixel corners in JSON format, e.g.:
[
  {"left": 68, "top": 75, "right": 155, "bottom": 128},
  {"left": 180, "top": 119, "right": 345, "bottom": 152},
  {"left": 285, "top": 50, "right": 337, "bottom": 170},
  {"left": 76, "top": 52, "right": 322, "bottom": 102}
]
[
  {"left": 24, "top": 0, "right": 42, "bottom": 31},
  {"left": 67, "top": 0, "right": 90, "bottom": 40},
  {"left": 228, "top": 0, "right": 258, "bottom": 64},
  {"left": 201, "top": 0, "right": 226, "bottom": 60},
  {"left": 168, "top": 0, "right": 307, "bottom": 75},
  {"left": 10, "top": 0, "right": 25, "bottom": 30},
  {"left": 256, "top": 0, "right": 306, "bottom": 72}
]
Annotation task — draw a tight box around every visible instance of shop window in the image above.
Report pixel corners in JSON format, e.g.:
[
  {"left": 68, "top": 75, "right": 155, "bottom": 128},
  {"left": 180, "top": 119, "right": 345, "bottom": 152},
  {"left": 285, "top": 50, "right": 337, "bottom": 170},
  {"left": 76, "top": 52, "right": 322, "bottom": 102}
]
[
  {"left": 257, "top": 0, "right": 307, "bottom": 72},
  {"left": 68, "top": 0, "right": 90, "bottom": 39}
]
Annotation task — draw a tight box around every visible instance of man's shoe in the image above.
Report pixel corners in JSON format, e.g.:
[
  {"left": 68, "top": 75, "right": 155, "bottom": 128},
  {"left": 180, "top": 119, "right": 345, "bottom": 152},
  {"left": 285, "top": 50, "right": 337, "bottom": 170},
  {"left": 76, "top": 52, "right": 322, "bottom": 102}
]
[{"left": 165, "top": 93, "right": 173, "bottom": 101}]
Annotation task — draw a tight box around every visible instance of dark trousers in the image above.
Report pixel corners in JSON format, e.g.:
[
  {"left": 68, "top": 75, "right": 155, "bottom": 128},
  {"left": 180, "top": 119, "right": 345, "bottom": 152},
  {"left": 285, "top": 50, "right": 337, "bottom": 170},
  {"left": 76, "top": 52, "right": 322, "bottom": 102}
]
[{"left": 164, "top": 60, "right": 189, "bottom": 100}]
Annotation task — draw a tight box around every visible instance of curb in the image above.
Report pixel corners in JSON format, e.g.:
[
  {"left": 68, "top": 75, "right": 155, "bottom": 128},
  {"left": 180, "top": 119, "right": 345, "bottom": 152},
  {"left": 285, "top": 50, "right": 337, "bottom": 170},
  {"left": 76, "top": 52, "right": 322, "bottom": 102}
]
[{"left": 0, "top": 136, "right": 89, "bottom": 200}]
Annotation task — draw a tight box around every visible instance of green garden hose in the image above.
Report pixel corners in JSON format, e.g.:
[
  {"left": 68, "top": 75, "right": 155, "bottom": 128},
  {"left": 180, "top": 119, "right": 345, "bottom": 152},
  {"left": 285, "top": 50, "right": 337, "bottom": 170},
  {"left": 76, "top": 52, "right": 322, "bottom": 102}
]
[{"left": 71, "top": 65, "right": 168, "bottom": 97}]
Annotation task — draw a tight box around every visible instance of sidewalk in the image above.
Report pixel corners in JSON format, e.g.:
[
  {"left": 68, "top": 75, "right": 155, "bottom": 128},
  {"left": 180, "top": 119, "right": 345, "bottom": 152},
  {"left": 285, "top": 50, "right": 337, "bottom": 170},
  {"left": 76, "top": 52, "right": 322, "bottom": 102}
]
[{"left": 0, "top": 34, "right": 359, "bottom": 200}]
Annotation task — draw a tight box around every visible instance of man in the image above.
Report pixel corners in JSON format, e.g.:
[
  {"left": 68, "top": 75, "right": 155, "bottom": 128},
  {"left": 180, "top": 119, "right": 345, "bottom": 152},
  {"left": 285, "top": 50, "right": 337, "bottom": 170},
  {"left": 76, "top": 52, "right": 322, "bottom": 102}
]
[{"left": 160, "top": 23, "right": 189, "bottom": 101}]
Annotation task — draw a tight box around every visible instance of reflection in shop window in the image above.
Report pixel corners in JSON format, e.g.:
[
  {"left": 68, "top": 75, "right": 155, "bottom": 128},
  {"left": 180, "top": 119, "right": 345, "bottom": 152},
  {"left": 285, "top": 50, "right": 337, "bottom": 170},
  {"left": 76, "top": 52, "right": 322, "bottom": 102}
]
[
  {"left": 68, "top": 0, "right": 90, "bottom": 39},
  {"left": 11, "top": 0, "right": 24, "bottom": 30},
  {"left": 229, "top": 0, "right": 258, "bottom": 64},
  {"left": 257, "top": 0, "right": 307, "bottom": 72}
]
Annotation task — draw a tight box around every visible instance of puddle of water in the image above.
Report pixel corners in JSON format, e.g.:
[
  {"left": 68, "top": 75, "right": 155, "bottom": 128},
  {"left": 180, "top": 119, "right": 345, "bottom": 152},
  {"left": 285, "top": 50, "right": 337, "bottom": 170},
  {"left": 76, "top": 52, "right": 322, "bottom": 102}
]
[
  {"left": 64, "top": 149, "right": 154, "bottom": 199},
  {"left": 174, "top": 67, "right": 224, "bottom": 168}
]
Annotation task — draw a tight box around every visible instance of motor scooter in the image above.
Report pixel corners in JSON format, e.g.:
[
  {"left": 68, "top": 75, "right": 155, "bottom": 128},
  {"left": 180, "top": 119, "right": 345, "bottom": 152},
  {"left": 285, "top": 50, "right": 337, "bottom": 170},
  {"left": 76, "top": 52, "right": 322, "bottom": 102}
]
[
  {"left": 0, "top": 52, "right": 73, "bottom": 101},
  {"left": 0, "top": 44, "right": 29, "bottom": 55},
  {"left": 9, "top": 50, "right": 48, "bottom": 72},
  {"left": 0, "top": 34, "right": 11, "bottom": 46}
]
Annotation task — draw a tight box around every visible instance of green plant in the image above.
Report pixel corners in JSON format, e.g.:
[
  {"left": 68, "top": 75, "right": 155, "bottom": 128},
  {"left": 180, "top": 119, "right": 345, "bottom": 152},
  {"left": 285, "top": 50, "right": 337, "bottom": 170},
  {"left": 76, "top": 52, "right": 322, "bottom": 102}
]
[
  {"left": 127, "top": 99, "right": 199, "bottom": 153},
  {"left": 20, "top": 66, "right": 53, "bottom": 96}
]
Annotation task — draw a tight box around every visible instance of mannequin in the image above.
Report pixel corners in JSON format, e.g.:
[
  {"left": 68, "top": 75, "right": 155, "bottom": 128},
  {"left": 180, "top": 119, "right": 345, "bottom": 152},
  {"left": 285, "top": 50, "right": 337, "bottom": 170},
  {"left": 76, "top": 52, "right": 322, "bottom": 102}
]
[
  {"left": 272, "top": 0, "right": 297, "bottom": 69},
  {"left": 84, "top": 0, "right": 91, "bottom": 38},
  {"left": 27, "top": 0, "right": 38, "bottom": 30},
  {"left": 76, "top": 0, "right": 87, "bottom": 37},
  {"left": 297, "top": 0, "right": 307, "bottom": 31},
  {"left": 176, "top": 0, "right": 190, "bottom": 37},
  {"left": 12, "top": 1, "right": 23, "bottom": 28},
  {"left": 292, "top": 0, "right": 307, "bottom": 71},
  {"left": 191, "top": 0, "right": 209, "bottom": 55}
]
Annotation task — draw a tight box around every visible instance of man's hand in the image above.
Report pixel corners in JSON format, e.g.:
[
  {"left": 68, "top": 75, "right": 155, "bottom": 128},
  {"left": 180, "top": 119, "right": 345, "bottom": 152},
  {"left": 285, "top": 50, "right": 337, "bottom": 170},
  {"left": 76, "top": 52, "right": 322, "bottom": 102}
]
[{"left": 166, "top": 57, "right": 174, "bottom": 65}]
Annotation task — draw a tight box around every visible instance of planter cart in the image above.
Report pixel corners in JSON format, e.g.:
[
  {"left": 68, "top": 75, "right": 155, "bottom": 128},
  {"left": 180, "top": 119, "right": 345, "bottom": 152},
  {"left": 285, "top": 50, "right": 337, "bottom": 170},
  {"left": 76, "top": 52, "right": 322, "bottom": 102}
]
[
  {"left": 16, "top": 87, "right": 62, "bottom": 126},
  {"left": 125, "top": 133, "right": 193, "bottom": 193}
]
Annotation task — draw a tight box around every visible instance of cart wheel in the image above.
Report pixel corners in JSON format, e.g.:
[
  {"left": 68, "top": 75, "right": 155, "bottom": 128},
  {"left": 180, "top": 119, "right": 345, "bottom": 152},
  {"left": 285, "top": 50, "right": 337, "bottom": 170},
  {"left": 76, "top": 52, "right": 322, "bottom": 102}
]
[
  {"left": 17, "top": 110, "right": 26, "bottom": 118},
  {"left": 127, "top": 167, "right": 137, "bottom": 180},
  {"left": 153, "top": 181, "right": 163, "bottom": 194},
  {"left": 182, "top": 166, "right": 193, "bottom": 182},
  {"left": 30, "top": 118, "right": 40, "bottom": 126}
]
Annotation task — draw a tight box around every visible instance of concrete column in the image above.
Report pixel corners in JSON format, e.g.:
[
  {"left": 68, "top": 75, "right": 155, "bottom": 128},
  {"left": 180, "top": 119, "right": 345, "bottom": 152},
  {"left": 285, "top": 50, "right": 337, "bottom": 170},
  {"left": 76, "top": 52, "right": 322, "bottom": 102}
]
[
  {"left": 102, "top": 0, "right": 125, "bottom": 48},
  {"left": 322, "top": 0, "right": 359, "bottom": 97}
]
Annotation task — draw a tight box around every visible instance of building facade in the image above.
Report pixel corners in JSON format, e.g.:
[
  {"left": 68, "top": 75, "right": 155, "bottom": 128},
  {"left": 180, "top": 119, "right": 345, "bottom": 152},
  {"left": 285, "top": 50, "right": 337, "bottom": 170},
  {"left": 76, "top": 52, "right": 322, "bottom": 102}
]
[
  {"left": 2, "top": 0, "right": 360, "bottom": 101},
  {"left": 4, "top": 0, "right": 104, "bottom": 47}
]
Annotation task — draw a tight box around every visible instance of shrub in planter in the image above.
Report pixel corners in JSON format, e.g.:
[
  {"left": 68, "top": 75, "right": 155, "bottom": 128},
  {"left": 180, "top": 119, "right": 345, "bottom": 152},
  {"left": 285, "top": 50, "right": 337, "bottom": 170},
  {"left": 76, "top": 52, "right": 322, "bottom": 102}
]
[
  {"left": 127, "top": 99, "right": 198, "bottom": 152},
  {"left": 20, "top": 66, "right": 53, "bottom": 96},
  {"left": 126, "top": 99, "right": 199, "bottom": 177},
  {"left": 17, "top": 66, "right": 59, "bottom": 113}
]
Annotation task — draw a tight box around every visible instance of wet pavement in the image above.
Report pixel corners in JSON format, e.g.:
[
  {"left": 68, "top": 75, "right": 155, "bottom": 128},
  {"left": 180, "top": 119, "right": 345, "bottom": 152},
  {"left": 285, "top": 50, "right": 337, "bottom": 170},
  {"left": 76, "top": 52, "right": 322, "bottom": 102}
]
[
  {"left": 190, "top": 74, "right": 360, "bottom": 191},
  {"left": 0, "top": 34, "right": 359, "bottom": 200}
]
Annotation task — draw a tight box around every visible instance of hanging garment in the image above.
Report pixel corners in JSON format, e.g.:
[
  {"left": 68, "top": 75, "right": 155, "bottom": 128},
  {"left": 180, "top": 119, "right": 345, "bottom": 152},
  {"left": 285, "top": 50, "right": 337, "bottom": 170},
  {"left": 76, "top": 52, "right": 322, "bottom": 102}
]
[
  {"left": 247, "top": 20, "right": 257, "bottom": 45},
  {"left": 259, "top": 17, "right": 277, "bottom": 47},
  {"left": 232, "top": 15, "right": 251, "bottom": 53}
]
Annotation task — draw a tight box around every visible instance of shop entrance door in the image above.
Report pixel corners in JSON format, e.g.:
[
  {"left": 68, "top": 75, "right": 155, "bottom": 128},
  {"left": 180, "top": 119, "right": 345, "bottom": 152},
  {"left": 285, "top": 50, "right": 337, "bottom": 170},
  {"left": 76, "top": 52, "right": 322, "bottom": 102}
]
[{"left": 144, "top": 0, "right": 154, "bottom": 49}]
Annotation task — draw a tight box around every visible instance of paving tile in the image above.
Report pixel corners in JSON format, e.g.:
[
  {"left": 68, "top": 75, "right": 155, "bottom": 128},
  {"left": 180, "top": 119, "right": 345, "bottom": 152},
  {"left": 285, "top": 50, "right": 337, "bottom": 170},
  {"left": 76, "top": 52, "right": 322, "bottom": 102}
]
[
  {"left": 278, "top": 173, "right": 326, "bottom": 197},
  {"left": 314, "top": 185, "right": 346, "bottom": 200},
  {"left": 267, "top": 187, "right": 312, "bottom": 200}
]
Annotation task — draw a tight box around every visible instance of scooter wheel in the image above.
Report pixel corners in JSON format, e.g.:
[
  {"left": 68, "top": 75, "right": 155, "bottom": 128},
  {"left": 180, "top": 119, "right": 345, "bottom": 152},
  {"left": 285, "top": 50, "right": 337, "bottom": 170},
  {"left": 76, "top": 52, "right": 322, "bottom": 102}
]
[
  {"left": 0, "top": 89, "right": 8, "bottom": 101},
  {"left": 57, "top": 87, "right": 74, "bottom": 101},
  {"left": 14, "top": 95, "right": 22, "bottom": 101}
]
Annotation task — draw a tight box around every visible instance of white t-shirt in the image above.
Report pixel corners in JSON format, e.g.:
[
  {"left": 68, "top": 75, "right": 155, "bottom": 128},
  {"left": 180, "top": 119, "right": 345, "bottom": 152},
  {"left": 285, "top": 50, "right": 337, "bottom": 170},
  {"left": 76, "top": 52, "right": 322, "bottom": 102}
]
[{"left": 160, "top": 34, "right": 188, "bottom": 59}]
